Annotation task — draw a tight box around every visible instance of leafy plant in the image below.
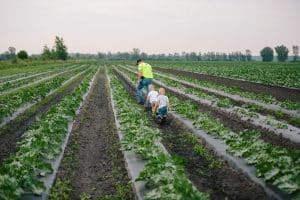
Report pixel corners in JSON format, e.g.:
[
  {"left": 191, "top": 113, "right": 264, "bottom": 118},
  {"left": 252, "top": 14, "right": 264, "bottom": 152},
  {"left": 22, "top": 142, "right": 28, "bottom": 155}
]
[
  {"left": 109, "top": 72, "right": 209, "bottom": 199},
  {"left": 0, "top": 67, "right": 97, "bottom": 198}
]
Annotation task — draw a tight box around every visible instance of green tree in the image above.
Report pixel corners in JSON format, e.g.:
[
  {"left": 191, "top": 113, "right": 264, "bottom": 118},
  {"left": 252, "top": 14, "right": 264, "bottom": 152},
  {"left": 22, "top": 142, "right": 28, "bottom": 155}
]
[
  {"left": 245, "top": 49, "right": 252, "bottom": 61},
  {"left": 41, "top": 45, "right": 53, "bottom": 60},
  {"left": 260, "top": 47, "right": 274, "bottom": 62},
  {"left": 54, "top": 36, "right": 68, "bottom": 60},
  {"left": 131, "top": 48, "right": 140, "bottom": 60},
  {"left": 97, "top": 52, "right": 105, "bottom": 59},
  {"left": 17, "top": 50, "right": 28, "bottom": 59},
  {"left": 292, "top": 45, "right": 299, "bottom": 62},
  {"left": 8, "top": 46, "right": 16, "bottom": 56},
  {"left": 275, "top": 45, "right": 289, "bottom": 62}
]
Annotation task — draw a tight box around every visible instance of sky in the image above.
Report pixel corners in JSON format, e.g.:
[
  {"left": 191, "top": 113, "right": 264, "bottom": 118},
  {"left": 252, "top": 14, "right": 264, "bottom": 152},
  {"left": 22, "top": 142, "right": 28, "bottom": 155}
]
[{"left": 0, "top": 0, "right": 299, "bottom": 55}]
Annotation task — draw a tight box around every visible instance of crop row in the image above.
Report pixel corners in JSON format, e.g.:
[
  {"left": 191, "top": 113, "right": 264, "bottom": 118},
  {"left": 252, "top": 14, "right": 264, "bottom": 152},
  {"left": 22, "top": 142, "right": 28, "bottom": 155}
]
[
  {"left": 152, "top": 68, "right": 300, "bottom": 112},
  {"left": 0, "top": 64, "right": 81, "bottom": 93},
  {"left": 109, "top": 71, "right": 209, "bottom": 199},
  {"left": 0, "top": 62, "right": 78, "bottom": 83},
  {"left": 125, "top": 64, "right": 300, "bottom": 113},
  {"left": 0, "top": 66, "right": 89, "bottom": 125},
  {"left": 0, "top": 66, "right": 98, "bottom": 199},
  {"left": 152, "top": 61, "right": 300, "bottom": 88},
  {"left": 119, "top": 67, "right": 300, "bottom": 198},
  {"left": 119, "top": 66, "right": 300, "bottom": 146}
]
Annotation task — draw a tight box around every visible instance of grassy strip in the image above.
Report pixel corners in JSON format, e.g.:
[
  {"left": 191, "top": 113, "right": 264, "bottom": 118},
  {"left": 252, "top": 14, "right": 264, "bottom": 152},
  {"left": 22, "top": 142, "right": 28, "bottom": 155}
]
[
  {"left": 121, "top": 67, "right": 300, "bottom": 198},
  {"left": 0, "top": 67, "right": 97, "bottom": 199},
  {"left": 109, "top": 71, "right": 209, "bottom": 200}
]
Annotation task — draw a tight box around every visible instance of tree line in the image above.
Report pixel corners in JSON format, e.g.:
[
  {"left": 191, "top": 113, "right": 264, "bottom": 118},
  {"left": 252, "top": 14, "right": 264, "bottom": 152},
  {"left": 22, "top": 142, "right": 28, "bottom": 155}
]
[
  {"left": 0, "top": 38, "right": 299, "bottom": 62},
  {"left": 260, "top": 45, "right": 299, "bottom": 62},
  {"left": 93, "top": 48, "right": 253, "bottom": 62},
  {"left": 93, "top": 45, "right": 299, "bottom": 62},
  {"left": 0, "top": 36, "right": 68, "bottom": 62}
]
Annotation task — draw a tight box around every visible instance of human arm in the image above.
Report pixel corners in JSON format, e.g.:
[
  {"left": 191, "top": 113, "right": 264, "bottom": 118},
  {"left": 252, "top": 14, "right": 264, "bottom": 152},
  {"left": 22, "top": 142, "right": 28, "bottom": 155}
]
[
  {"left": 167, "top": 97, "right": 171, "bottom": 111},
  {"left": 137, "top": 65, "right": 143, "bottom": 83},
  {"left": 156, "top": 98, "right": 160, "bottom": 112}
]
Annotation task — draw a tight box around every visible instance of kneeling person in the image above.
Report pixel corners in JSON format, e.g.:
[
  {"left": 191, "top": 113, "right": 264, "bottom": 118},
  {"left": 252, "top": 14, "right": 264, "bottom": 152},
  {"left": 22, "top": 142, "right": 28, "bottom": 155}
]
[
  {"left": 156, "top": 87, "right": 170, "bottom": 119},
  {"left": 146, "top": 84, "right": 158, "bottom": 115}
]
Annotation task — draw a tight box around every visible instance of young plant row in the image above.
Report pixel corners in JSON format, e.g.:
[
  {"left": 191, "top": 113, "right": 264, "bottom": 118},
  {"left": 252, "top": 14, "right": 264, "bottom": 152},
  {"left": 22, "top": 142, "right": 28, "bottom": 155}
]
[
  {"left": 0, "top": 67, "right": 98, "bottom": 199},
  {"left": 119, "top": 67, "right": 295, "bottom": 135},
  {"left": 121, "top": 68, "right": 300, "bottom": 199},
  {"left": 109, "top": 72, "right": 209, "bottom": 200},
  {"left": 151, "top": 61, "right": 300, "bottom": 88},
  {"left": 0, "top": 64, "right": 80, "bottom": 93},
  {"left": 152, "top": 72, "right": 295, "bottom": 131},
  {"left": 153, "top": 69, "right": 300, "bottom": 112},
  {"left": 0, "top": 66, "right": 89, "bottom": 124},
  {"left": 0, "top": 62, "right": 78, "bottom": 83}
]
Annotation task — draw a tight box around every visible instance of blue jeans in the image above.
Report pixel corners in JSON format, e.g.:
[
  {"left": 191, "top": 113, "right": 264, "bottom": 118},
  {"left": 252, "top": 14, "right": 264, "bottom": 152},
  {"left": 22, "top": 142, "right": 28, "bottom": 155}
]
[
  {"left": 136, "top": 78, "right": 152, "bottom": 103},
  {"left": 158, "top": 106, "right": 168, "bottom": 117}
]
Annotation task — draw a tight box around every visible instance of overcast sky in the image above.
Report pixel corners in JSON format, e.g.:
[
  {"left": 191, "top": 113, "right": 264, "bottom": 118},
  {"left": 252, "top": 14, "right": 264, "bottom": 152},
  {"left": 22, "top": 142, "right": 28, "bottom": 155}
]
[{"left": 0, "top": 0, "right": 299, "bottom": 55}]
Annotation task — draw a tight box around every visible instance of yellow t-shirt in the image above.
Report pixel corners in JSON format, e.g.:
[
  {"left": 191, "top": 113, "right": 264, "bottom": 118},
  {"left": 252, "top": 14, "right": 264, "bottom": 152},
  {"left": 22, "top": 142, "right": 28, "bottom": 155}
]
[{"left": 138, "top": 62, "right": 153, "bottom": 79}]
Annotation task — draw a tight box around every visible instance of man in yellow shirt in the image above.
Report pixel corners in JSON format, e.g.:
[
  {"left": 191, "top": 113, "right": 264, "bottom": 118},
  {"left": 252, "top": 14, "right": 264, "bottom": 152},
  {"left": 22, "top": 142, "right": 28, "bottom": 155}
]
[{"left": 136, "top": 59, "right": 154, "bottom": 104}]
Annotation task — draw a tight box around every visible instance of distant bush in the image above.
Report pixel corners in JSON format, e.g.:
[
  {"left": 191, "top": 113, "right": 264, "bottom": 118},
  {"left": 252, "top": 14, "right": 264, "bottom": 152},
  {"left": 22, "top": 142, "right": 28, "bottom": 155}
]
[
  {"left": 260, "top": 47, "right": 274, "bottom": 62},
  {"left": 17, "top": 50, "right": 29, "bottom": 59}
]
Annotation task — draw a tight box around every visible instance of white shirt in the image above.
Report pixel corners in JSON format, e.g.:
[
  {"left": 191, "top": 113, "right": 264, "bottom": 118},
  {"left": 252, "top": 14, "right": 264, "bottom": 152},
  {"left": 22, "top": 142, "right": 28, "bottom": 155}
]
[
  {"left": 148, "top": 91, "right": 158, "bottom": 103},
  {"left": 157, "top": 95, "right": 169, "bottom": 108}
]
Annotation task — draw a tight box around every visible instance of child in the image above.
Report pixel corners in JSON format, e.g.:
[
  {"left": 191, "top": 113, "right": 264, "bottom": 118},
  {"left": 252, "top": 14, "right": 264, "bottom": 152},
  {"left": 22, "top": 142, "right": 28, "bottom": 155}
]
[
  {"left": 145, "top": 84, "right": 158, "bottom": 115},
  {"left": 156, "top": 87, "right": 170, "bottom": 119}
]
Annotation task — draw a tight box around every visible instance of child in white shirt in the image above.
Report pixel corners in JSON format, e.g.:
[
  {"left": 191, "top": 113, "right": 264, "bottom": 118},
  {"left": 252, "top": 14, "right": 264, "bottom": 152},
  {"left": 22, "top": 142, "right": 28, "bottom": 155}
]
[
  {"left": 145, "top": 84, "right": 158, "bottom": 115},
  {"left": 156, "top": 87, "right": 170, "bottom": 118}
]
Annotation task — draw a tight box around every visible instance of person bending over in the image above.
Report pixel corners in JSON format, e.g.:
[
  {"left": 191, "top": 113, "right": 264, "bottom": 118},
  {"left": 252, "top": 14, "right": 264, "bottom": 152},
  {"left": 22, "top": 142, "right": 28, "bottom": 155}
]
[
  {"left": 136, "top": 59, "right": 153, "bottom": 104},
  {"left": 156, "top": 87, "right": 171, "bottom": 119},
  {"left": 145, "top": 84, "right": 158, "bottom": 115}
]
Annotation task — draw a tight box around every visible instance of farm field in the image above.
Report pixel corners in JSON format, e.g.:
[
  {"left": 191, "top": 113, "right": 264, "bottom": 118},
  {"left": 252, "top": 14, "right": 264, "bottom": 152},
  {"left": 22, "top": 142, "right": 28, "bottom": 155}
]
[
  {"left": 0, "top": 60, "right": 299, "bottom": 200},
  {"left": 151, "top": 61, "right": 300, "bottom": 89}
]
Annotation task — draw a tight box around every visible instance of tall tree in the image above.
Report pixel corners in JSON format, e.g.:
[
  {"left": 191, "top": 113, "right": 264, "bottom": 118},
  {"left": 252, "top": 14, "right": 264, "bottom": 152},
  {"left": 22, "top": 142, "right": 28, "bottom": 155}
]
[
  {"left": 97, "top": 52, "right": 105, "bottom": 59},
  {"left": 245, "top": 49, "right": 252, "bottom": 61},
  {"left": 17, "top": 50, "right": 28, "bottom": 59},
  {"left": 8, "top": 47, "right": 16, "bottom": 56},
  {"left": 131, "top": 48, "right": 140, "bottom": 60},
  {"left": 260, "top": 47, "right": 274, "bottom": 62},
  {"left": 292, "top": 45, "right": 299, "bottom": 62},
  {"left": 41, "top": 45, "right": 53, "bottom": 60},
  {"left": 275, "top": 45, "right": 289, "bottom": 62},
  {"left": 54, "top": 36, "right": 68, "bottom": 60}
]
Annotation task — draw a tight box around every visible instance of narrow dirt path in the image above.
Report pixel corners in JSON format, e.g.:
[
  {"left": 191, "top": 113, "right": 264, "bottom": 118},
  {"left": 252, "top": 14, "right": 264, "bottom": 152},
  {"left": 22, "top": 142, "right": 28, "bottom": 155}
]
[
  {"left": 51, "top": 70, "right": 133, "bottom": 199},
  {"left": 0, "top": 70, "right": 89, "bottom": 164}
]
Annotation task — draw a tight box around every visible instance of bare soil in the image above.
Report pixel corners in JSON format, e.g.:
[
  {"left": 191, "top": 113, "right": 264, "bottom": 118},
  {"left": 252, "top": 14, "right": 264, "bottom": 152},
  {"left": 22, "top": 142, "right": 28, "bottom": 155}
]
[
  {"left": 0, "top": 70, "right": 89, "bottom": 164},
  {"left": 154, "top": 67, "right": 300, "bottom": 102},
  {"left": 51, "top": 70, "right": 133, "bottom": 199}
]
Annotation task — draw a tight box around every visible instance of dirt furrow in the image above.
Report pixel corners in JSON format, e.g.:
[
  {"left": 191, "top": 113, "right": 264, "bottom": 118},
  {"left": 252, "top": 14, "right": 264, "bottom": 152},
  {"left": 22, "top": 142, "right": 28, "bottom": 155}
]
[{"left": 51, "top": 70, "right": 133, "bottom": 199}]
